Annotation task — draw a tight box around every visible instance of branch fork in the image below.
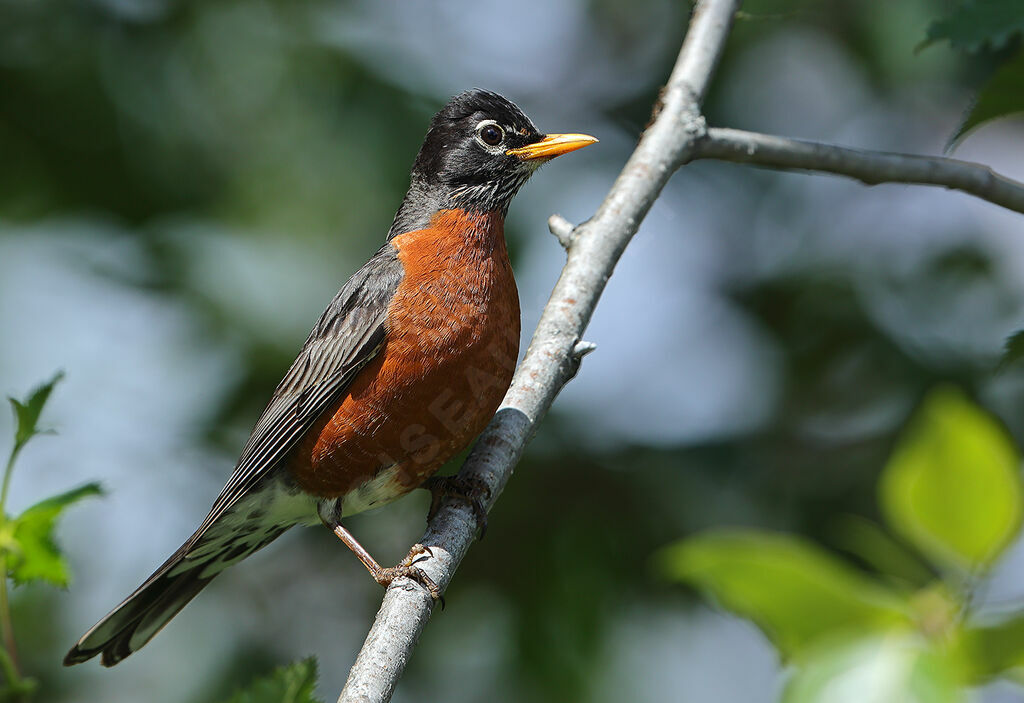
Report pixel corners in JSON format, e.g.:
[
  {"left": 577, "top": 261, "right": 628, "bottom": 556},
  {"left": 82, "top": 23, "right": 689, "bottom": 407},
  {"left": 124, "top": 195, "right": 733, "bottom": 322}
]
[{"left": 547, "top": 214, "right": 577, "bottom": 249}]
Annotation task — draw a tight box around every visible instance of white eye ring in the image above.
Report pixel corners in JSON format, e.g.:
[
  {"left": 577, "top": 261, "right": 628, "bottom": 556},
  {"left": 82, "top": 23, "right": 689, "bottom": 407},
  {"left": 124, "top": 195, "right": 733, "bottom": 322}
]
[{"left": 475, "top": 120, "right": 505, "bottom": 147}]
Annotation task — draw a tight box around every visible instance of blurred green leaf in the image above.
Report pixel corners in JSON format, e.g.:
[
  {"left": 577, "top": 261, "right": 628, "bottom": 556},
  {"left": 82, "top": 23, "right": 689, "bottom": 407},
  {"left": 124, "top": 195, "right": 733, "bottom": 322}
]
[
  {"left": 829, "top": 515, "right": 934, "bottom": 588},
  {"left": 658, "top": 529, "right": 909, "bottom": 657},
  {"left": 220, "top": 658, "right": 321, "bottom": 703},
  {"left": 956, "top": 613, "right": 1024, "bottom": 681},
  {"left": 5, "top": 482, "right": 103, "bottom": 587},
  {"left": 7, "top": 371, "right": 63, "bottom": 454},
  {"left": 783, "top": 634, "right": 963, "bottom": 703},
  {"left": 953, "top": 48, "right": 1024, "bottom": 144},
  {"left": 921, "top": 0, "right": 1024, "bottom": 53},
  {"left": 879, "top": 386, "right": 1023, "bottom": 571}
]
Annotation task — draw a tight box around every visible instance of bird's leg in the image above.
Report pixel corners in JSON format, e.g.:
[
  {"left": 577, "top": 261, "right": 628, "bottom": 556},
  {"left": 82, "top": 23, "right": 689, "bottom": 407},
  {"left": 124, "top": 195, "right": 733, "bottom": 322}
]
[
  {"left": 318, "top": 503, "right": 442, "bottom": 602},
  {"left": 421, "top": 474, "right": 491, "bottom": 538}
]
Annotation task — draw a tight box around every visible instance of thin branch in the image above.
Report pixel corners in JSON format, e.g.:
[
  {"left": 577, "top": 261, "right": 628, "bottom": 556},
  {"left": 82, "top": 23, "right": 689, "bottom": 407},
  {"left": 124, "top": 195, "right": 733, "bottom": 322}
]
[
  {"left": 336, "top": 1, "right": 742, "bottom": 701},
  {"left": 547, "top": 214, "right": 576, "bottom": 249},
  {"left": 692, "top": 127, "right": 1024, "bottom": 215},
  {"left": 572, "top": 341, "right": 598, "bottom": 359}
]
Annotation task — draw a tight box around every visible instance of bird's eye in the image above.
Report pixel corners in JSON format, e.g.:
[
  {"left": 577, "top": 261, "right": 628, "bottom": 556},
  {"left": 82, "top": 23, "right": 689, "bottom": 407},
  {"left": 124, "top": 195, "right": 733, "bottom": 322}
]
[{"left": 477, "top": 122, "right": 504, "bottom": 147}]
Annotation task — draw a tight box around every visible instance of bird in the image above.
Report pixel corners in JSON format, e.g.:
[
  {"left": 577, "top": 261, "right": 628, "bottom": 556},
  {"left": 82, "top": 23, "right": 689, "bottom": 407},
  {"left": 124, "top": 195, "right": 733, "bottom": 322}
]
[{"left": 64, "top": 89, "right": 597, "bottom": 667}]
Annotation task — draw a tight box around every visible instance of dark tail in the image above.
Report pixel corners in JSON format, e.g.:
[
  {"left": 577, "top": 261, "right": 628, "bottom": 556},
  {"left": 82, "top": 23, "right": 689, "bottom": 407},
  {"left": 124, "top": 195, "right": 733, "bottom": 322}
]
[{"left": 64, "top": 525, "right": 286, "bottom": 667}]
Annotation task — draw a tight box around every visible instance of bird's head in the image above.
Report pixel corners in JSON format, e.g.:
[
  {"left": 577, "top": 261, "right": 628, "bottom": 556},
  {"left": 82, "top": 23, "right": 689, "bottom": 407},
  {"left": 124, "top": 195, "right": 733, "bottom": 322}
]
[{"left": 390, "top": 90, "right": 596, "bottom": 236}]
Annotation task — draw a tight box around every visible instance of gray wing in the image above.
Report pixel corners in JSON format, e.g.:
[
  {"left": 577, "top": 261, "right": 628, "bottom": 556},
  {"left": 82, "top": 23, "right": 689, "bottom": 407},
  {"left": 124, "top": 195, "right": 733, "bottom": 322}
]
[
  {"left": 195, "top": 243, "right": 403, "bottom": 536},
  {"left": 64, "top": 243, "right": 406, "bottom": 667}
]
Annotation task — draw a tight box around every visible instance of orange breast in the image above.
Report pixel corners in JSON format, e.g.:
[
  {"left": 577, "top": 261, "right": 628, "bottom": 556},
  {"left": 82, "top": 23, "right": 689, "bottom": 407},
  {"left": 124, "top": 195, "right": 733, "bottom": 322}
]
[{"left": 287, "top": 209, "right": 520, "bottom": 507}]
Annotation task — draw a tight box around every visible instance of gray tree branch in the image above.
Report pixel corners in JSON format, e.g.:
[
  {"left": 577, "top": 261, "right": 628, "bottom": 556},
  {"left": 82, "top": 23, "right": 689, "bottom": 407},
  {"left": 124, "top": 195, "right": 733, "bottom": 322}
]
[
  {"left": 338, "top": 0, "right": 1024, "bottom": 699},
  {"left": 691, "top": 127, "right": 1024, "bottom": 215},
  {"left": 336, "top": 0, "right": 743, "bottom": 700}
]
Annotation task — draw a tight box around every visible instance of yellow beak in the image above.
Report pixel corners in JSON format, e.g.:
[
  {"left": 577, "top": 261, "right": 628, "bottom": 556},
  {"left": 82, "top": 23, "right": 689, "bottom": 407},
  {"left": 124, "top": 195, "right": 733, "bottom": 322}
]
[{"left": 506, "top": 133, "right": 598, "bottom": 161}]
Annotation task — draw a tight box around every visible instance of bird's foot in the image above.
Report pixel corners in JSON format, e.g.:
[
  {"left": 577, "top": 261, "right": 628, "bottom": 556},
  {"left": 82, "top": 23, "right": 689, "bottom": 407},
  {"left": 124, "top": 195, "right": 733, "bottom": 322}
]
[
  {"left": 323, "top": 516, "right": 444, "bottom": 606},
  {"left": 422, "top": 475, "right": 490, "bottom": 538},
  {"left": 370, "top": 543, "right": 443, "bottom": 606}
]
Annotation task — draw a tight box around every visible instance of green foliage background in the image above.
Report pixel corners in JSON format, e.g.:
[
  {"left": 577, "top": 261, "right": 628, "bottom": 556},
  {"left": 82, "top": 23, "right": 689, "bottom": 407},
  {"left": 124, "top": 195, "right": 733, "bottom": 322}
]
[{"left": 1, "top": 0, "right": 1024, "bottom": 702}]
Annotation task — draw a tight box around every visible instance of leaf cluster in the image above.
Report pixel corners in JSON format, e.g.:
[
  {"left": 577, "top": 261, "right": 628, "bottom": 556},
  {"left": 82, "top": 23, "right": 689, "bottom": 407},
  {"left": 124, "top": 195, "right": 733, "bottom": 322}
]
[
  {"left": 2, "top": 374, "right": 102, "bottom": 590},
  {"left": 922, "top": 0, "right": 1024, "bottom": 145},
  {"left": 659, "top": 387, "right": 1024, "bottom": 701},
  {"left": 1, "top": 374, "right": 101, "bottom": 700},
  {"left": 219, "top": 659, "right": 321, "bottom": 703}
]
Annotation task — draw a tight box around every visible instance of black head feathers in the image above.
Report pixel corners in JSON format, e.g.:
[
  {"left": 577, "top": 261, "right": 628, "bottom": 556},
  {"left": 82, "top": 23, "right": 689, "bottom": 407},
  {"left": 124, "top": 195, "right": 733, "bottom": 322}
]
[
  {"left": 410, "top": 90, "right": 544, "bottom": 190},
  {"left": 388, "top": 89, "right": 595, "bottom": 238}
]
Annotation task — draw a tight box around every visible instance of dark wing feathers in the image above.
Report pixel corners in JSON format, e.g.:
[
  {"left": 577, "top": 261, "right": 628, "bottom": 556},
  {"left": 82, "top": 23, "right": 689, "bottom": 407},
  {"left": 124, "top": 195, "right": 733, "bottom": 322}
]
[
  {"left": 64, "top": 243, "right": 403, "bottom": 667},
  {"left": 201, "top": 243, "right": 403, "bottom": 532}
]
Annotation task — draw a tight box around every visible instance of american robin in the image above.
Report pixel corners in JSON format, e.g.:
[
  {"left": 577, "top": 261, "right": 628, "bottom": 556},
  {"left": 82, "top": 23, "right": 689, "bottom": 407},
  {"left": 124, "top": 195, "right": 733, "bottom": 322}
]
[{"left": 64, "top": 89, "right": 596, "bottom": 667}]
